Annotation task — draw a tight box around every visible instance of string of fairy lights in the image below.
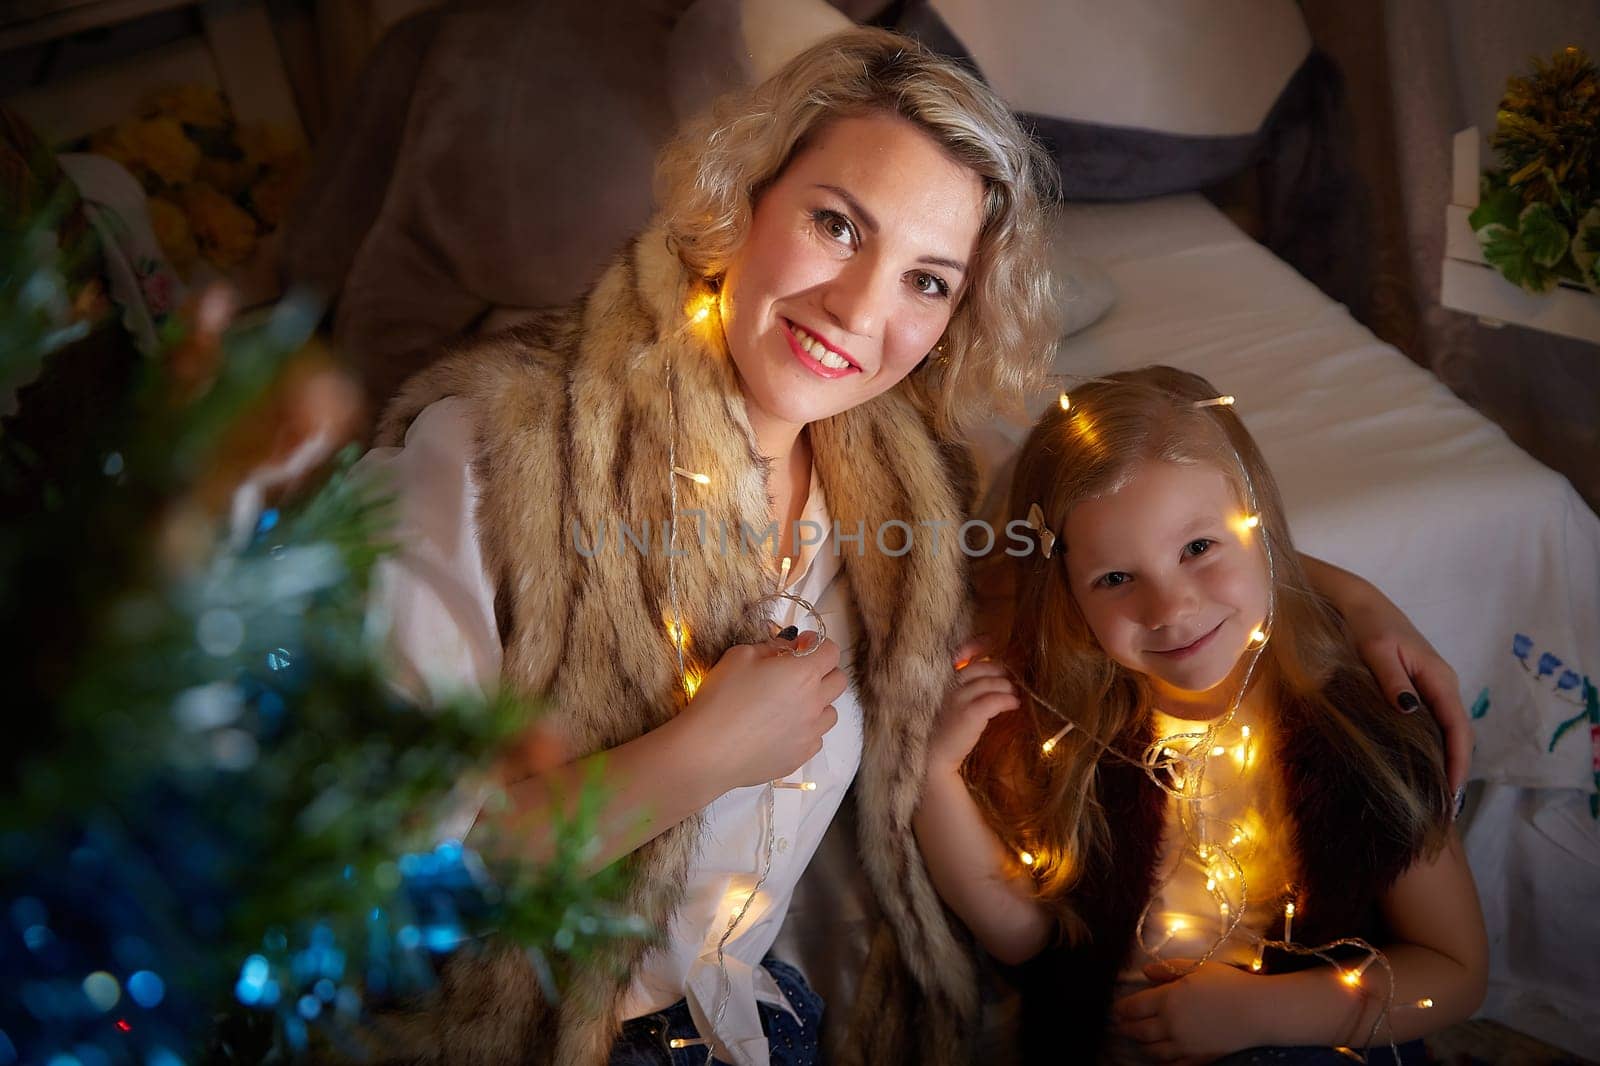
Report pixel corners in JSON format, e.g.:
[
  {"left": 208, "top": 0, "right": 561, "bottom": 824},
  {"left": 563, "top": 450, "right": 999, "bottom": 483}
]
[
  {"left": 654, "top": 297, "right": 1431, "bottom": 1062},
  {"left": 662, "top": 292, "right": 828, "bottom": 1062}
]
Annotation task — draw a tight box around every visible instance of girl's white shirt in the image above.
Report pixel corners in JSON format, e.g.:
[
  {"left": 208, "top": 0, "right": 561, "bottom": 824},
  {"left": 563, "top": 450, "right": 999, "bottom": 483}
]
[{"left": 356, "top": 396, "right": 863, "bottom": 1066}]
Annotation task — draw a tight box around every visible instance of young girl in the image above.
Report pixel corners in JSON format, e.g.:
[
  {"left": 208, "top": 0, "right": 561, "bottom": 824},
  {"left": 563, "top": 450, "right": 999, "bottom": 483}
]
[{"left": 915, "top": 366, "right": 1487, "bottom": 1065}]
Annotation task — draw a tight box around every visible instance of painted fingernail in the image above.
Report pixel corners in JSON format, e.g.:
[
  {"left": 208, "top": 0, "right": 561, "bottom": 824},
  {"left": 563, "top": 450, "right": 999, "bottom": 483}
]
[
  {"left": 1397, "top": 691, "right": 1421, "bottom": 713},
  {"left": 777, "top": 625, "right": 799, "bottom": 641},
  {"left": 1452, "top": 785, "right": 1466, "bottom": 820}
]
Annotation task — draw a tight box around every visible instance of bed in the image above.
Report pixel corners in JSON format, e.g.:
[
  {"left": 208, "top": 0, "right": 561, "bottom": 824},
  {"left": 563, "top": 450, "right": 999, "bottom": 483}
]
[{"left": 964, "top": 193, "right": 1600, "bottom": 1058}]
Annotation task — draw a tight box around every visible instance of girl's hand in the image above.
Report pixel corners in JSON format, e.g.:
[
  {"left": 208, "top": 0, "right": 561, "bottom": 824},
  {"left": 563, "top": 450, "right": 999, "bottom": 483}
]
[
  {"left": 681, "top": 631, "right": 846, "bottom": 792},
  {"left": 927, "top": 638, "right": 1020, "bottom": 775},
  {"left": 1342, "top": 591, "right": 1472, "bottom": 799},
  {"left": 1111, "top": 959, "right": 1264, "bottom": 1065}
]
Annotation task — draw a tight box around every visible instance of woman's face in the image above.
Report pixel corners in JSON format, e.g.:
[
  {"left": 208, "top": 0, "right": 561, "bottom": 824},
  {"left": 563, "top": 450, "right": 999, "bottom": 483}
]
[{"left": 718, "top": 112, "right": 985, "bottom": 449}]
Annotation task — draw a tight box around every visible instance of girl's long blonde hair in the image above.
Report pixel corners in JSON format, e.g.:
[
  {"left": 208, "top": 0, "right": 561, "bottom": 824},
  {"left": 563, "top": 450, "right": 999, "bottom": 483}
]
[{"left": 966, "top": 366, "right": 1451, "bottom": 937}]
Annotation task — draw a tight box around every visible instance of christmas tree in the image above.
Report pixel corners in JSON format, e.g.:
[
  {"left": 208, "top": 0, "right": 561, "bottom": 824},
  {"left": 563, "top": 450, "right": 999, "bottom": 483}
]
[{"left": 1, "top": 202, "right": 638, "bottom": 1066}]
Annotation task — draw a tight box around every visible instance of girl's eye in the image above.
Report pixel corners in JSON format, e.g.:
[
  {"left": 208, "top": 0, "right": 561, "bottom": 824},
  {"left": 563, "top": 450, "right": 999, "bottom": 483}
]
[
  {"left": 812, "top": 209, "right": 857, "bottom": 247},
  {"left": 1097, "top": 571, "right": 1131, "bottom": 589},
  {"left": 911, "top": 270, "right": 951, "bottom": 299},
  {"left": 1183, "top": 539, "right": 1214, "bottom": 558}
]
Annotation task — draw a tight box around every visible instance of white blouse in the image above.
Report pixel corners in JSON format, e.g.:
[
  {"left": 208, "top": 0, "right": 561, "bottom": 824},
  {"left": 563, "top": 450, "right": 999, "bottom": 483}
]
[{"left": 357, "top": 397, "right": 864, "bottom": 1066}]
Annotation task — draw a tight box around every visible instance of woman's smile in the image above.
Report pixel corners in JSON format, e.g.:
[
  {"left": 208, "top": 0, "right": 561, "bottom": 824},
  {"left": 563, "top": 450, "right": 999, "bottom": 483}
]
[{"left": 783, "top": 318, "right": 860, "bottom": 377}]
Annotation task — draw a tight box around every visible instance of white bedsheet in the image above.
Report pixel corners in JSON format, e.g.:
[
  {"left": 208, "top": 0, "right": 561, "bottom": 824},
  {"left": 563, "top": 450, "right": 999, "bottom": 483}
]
[{"left": 972, "top": 194, "right": 1600, "bottom": 1056}]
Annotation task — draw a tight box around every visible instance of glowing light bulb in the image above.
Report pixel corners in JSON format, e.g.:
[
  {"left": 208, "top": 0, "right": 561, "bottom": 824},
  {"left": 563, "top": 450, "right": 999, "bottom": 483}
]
[
  {"left": 1019, "top": 850, "right": 1036, "bottom": 866},
  {"left": 1212, "top": 745, "right": 1226, "bottom": 756},
  {"left": 1042, "top": 723, "right": 1073, "bottom": 754},
  {"left": 1058, "top": 391, "right": 1071, "bottom": 411},
  {"left": 672, "top": 466, "right": 711, "bottom": 485},
  {"left": 1283, "top": 901, "right": 1296, "bottom": 941},
  {"left": 1340, "top": 970, "right": 1362, "bottom": 987},
  {"left": 1415, "top": 998, "right": 1434, "bottom": 1009},
  {"left": 1250, "top": 628, "right": 1268, "bottom": 645},
  {"left": 775, "top": 780, "right": 817, "bottom": 791},
  {"left": 1196, "top": 395, "right": 1236, "bottom": 408}
]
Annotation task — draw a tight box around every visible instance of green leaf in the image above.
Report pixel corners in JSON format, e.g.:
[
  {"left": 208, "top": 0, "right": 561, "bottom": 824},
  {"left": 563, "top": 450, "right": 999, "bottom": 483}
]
[
  {"left": 1478, "top": 223, "right": 1558, "bottom": 292},
  {"left": 1571, "top": 204, "right": 1600, "bottom": 293},
  {"left": 1470, "top": 180, "right": 1523, "bottom": 232},
  {"left": 1519, "top": 201, "right": 1571, "bottom": 267}
]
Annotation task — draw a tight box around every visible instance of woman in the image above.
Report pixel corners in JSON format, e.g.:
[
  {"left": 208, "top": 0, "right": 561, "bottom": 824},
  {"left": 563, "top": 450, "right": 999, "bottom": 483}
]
[{"left": 361, "top": 27, "right": 1470, "bottom": 1066}]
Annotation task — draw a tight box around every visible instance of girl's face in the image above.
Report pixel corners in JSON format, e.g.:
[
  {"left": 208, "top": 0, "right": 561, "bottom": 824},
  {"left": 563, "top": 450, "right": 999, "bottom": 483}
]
[
  {"left": 1063, "top": 460, "right": 1271, "bottom": 708},
  {"left": 718, "top": 112, "right": 985, "bottom": 450}
]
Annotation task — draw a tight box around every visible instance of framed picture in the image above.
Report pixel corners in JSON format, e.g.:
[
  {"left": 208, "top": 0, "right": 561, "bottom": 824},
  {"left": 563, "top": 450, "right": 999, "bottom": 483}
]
[{"left": 3, "top": 0, "right": 307, "bottom": 307}]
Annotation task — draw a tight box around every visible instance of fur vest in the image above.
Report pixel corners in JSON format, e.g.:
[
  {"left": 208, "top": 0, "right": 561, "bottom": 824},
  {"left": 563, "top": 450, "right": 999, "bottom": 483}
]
[
  {"left": 372, "top": 224, "right": 980, "bottom": 1064},
  {"left": 1016, "top": 671, "right": 1436, "bottom": 1060}
]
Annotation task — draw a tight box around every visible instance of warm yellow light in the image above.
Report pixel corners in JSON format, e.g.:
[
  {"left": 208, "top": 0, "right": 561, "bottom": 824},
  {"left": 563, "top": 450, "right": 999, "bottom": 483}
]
[
  {"left": 1196, "top": 394, "right": 1236, "bottom": 408},
  {"left": 682, "top": 670, "right": 703, "bottom": 698},
  {"left": 1168, "top": 918, "right": 1187, "bottom": 932},
  {"left": 1042, "top": 723, "right": 1073, "bottom": 754},
  {"left": 1340, "top": 970, "right": 1362, "bottom": 987},
  {"left": 1415, "top": 997, "right": 1434, "bottom": 1009},
  {"left": 1241, "top": 726, "right": 1251, "bottom": 739},
  {"left": 1250, "top": 628, "right": 1268, "bottom": 645},
  {"left": 1250, "top": 955, "right": 1264, "bottom": 973},
  {"left": 1205, "top": 878, "right": 1217, "bottom": 892},
  {"left": 1058, "top": 391, "right": 1071, "bottom": 411},
  {"left": 672, "top": 466, "right": 711, "bottom": 485},
  {"left": 1019, "top": 850, "right": 1036, "bottom": 866},
  {"left": 664, "top": 613, "right": 690, "bottom": 650},
  {"left": 1285, "top": 902, "right": 1296, "bottom": 917},
  {"left": 1212, "top": 745, "right": 1226, "bottom": 756},
  {"left": 1219, "top": 902, "right": 1231, "bottom": 918},
  {"left": 687, "top": 293, "right": 718, "bottom": 326}
]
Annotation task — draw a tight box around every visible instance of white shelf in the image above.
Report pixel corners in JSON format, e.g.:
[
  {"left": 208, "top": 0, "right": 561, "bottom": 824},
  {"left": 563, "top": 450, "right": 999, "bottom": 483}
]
[{"left": 1440, "top": 127, "right": 1600, "bottom": 345}]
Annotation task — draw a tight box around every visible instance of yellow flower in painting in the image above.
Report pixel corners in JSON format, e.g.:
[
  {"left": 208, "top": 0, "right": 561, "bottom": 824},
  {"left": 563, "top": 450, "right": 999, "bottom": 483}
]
[
  {"left": 198, "top": 156, "right": 255, "bottom": 197},
  {"left": 143, "top": 83, "right": 231, "bottom": 129},
  {"left": 96, "top": 116, "right": 201, "bottom": 189},
  {"left": 237, "top": 121, "right": 305, "bottom": 173},
  {"left": 183, "top": 183, "right": 258, "bottom": 268},
  {"left": 148, "top": 196, "right": 199, "bottom": 274}
]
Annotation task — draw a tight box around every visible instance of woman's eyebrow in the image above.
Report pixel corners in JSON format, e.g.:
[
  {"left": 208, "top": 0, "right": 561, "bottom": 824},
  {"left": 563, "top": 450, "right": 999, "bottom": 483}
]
[{"left": 814, "top": 183, "right": 969, "bottom": 274}]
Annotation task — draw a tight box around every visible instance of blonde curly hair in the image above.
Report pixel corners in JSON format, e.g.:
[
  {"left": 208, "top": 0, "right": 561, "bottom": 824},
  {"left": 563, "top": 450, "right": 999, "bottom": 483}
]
[{"left": 654, "top": 27, "right": 1061, "bottom": 436}]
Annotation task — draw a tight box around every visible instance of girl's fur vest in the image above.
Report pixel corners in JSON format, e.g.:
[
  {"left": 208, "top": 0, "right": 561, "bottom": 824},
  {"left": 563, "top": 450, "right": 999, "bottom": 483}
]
[{"left": 371, "top": 224, "right": 980, "bottom": 1064}]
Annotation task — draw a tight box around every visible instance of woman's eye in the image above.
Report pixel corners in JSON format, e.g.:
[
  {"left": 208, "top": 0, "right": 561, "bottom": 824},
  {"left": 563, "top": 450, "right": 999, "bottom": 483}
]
[
  {"left": 1184, "top": 539, "right": 1214, "bottom": 558},
  {"left": 911, "top": 271, "right": 951, "bottom": 299},
  {"left": 813, "top": 209, "right": 856, "bottom": 247},
  {"left": 1097, "top": 571, "right": 1131, "bottom": 589}
]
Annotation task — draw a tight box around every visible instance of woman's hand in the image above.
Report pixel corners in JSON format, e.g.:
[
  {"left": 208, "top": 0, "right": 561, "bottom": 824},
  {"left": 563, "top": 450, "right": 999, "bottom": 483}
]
[
  {"left": 1301, "top": 554, "right": 1473, "bottom": 798},
  {"left": 928, "top": 638, "right": 1020, "bottom": 775},
  {"left": 681, "top": 631, "right": 846, "bottom": 791},
  {"left": 1111, "top": 959, "right": 1265, "bottom": 1065}
]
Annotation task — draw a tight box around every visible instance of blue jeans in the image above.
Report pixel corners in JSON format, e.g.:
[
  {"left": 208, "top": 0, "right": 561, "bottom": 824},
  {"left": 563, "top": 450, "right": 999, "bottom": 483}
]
[
  {"left": 1213, "top": 1040, "right": 1428, "bottom": 1065},
  {"left": 607, "top": 957, "right": 823, "bottom": 1066}
]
